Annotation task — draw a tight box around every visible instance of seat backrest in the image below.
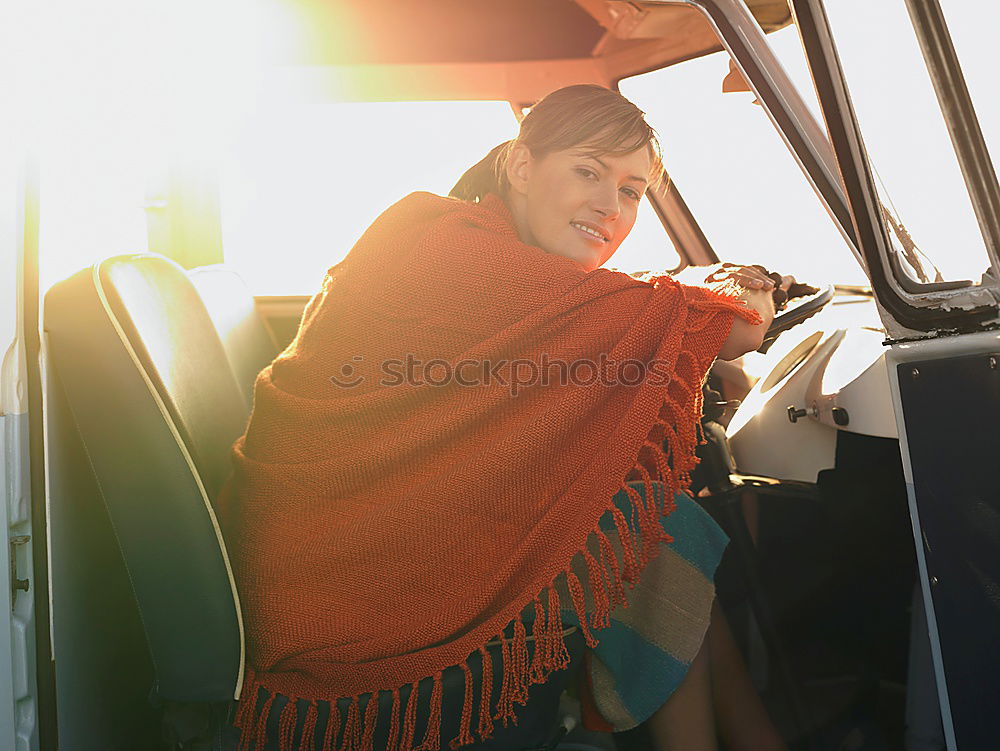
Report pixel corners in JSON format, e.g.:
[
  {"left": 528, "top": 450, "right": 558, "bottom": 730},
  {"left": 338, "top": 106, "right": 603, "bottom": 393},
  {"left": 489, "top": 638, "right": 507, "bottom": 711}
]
[
  {"left": 44, "top": 253, "right": 246, "bottom": 703},
  {"left": 188, "top": 265, "right": 279, "bottom": 406}
]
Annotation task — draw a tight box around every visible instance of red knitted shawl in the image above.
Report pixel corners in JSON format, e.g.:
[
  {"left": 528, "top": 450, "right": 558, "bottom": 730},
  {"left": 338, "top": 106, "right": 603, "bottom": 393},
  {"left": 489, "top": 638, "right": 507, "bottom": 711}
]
[{"left": 223, "top": 192, "right": 759, "bottom": 751}]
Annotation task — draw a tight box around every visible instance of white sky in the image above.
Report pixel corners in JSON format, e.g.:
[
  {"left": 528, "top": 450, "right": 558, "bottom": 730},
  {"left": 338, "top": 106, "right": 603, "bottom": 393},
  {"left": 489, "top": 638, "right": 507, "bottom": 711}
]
[{"left": 23, "top": 0, "right": 1000, "bottom": 297}]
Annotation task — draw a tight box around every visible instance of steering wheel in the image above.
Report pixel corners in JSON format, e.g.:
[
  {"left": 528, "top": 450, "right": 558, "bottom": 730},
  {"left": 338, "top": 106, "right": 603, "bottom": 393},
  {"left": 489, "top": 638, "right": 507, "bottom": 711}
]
[{"left": 758, "top": 283, "right": 835, "bottom": 353}]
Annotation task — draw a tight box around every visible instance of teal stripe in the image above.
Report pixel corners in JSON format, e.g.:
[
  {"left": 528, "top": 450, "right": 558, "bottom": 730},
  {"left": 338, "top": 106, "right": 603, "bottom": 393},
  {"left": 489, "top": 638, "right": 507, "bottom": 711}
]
[
  {"left": 558, "top": 606, "right": 693, "bottom": 724},
  {"left": 591, "top": 619, "right": 692, "bottom": 723}
]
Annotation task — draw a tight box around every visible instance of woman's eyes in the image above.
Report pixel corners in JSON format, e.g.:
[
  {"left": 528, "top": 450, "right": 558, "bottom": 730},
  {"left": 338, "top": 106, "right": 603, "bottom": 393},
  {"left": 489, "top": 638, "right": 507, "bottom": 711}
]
[{"left": 574, "top": 167, "right": 642, "bottom": 202}]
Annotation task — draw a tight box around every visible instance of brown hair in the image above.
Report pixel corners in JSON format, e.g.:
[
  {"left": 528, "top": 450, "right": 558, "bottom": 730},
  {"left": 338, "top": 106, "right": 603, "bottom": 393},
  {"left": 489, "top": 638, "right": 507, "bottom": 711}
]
[{"left": 450, "top": 84, "right": 664, "bottom": 203}]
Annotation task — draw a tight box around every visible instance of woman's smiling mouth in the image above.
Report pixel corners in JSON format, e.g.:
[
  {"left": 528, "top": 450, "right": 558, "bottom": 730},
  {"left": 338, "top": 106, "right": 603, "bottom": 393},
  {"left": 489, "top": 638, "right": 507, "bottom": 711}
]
[{"left": 570, "top": 221, "right": 609, "bottom": 243}]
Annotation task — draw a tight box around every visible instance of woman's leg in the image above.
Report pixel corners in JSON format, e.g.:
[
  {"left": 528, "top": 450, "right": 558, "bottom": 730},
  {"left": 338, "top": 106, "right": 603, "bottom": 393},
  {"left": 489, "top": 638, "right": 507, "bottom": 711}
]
[
  {"left": 708, "top": 601, "right": 787, "bottom": 751},
  {"left": 646, "top": 630, "right": 717, "bottom": 751},
  {"left": 646, "top": 602, "right": 787, "bottom": 751}
]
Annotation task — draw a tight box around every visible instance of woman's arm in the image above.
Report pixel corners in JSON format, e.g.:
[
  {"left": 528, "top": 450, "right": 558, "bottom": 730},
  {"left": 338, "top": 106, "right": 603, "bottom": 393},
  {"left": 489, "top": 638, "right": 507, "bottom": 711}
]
[{"left": 718, "top": 285, "right": 775, "bottom": 361}]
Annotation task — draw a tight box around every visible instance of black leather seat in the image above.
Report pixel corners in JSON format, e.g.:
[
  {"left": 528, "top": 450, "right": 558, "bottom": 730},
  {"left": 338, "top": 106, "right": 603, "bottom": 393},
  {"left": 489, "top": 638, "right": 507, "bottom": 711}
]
[{"left": 45, "top": 254, "right": 246, "bottom": 709}]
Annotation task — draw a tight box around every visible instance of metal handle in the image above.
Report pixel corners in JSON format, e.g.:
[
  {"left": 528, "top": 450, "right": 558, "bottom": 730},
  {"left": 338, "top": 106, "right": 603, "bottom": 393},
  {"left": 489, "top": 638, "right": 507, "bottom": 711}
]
[{"left": 9, "top": 535, "right": 30, "bottom": 604}]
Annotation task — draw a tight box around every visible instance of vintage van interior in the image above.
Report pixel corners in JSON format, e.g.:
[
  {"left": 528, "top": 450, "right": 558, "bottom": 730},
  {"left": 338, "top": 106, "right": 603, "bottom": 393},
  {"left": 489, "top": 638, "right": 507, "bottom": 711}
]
[{"left": 14, "top": 0, "right": 989, "bottom": 749}]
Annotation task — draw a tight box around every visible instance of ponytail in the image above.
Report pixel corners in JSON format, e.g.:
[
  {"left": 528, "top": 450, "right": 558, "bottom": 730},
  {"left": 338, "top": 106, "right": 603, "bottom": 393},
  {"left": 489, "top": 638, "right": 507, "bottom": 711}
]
[{"left": 449, "top": 140, "right": 513, "bottom": 203}]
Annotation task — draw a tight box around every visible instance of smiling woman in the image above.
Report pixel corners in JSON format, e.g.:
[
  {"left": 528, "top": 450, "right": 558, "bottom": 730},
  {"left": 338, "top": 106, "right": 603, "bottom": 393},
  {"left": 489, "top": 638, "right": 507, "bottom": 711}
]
[{"left": 503, "top": 147, "right": 652, "bottom": 271}]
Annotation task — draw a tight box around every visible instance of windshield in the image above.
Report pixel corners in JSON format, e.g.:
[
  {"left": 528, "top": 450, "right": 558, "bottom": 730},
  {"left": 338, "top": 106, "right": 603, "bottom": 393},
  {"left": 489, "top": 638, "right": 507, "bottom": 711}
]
[
  {"left": 822, "top": 0, "right": 998, "bottom": 286},
  {"left": 620, "top": 26, "right": 864, "bottom": 286}
]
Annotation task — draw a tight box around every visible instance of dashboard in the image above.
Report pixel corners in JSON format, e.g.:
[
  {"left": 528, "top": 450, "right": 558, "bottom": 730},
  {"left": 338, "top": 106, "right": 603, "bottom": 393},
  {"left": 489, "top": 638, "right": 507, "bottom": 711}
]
[{"left": 725, "top": 294, "right": 898, "bottom": 483}]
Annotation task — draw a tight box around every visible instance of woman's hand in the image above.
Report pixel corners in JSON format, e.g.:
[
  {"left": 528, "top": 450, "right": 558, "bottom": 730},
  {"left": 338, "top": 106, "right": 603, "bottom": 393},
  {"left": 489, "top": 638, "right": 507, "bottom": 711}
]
[
  {"left": 672, "top": 262, "right": 797, "bottom": 360},
  {"left": 703, "top": 263, "right": 796, "bottom": 300},
  {"left": 711, "top": 265, "right": 796, "bottom": 360},
  {"left": 704, "top": 264, "right": 774, "bottom": 291}
]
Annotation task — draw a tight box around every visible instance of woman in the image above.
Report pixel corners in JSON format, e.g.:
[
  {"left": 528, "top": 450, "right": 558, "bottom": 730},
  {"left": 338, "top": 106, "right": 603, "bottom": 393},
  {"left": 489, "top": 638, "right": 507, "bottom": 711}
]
[{"left": 223, "top": 84, "right": 787, "bottom": 751}]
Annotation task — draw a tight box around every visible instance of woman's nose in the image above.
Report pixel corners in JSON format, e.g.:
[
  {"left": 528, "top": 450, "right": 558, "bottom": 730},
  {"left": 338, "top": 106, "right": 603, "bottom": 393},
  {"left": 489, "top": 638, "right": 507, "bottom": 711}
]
[{"left": 591, "top": 183, "right": 621, "bottom": 220}]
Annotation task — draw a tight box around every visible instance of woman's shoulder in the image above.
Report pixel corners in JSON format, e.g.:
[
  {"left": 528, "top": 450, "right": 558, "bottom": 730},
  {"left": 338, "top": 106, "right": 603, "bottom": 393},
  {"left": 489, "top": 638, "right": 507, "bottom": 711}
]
[
  {"left": 377, "top": 191, "right": 465, "bottom": 225},
  {"left": 371, "top": 191, "right": 521, "bottom": 246},
  {"left": 348, "top": 192, "right": 470, "bottom": 257}
]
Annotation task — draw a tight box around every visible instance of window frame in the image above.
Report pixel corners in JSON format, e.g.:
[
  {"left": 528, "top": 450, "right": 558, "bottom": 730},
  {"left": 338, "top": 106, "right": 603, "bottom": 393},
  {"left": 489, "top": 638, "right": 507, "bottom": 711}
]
[
  {"left": 644, "top": 176, "right": 718, "bottom": 270},
  {"left": 791, "top": 0, "right": 1000, "bottom": 335},
  {"left": 906, "top": 0, "right": 1000, "bottom": 274}
]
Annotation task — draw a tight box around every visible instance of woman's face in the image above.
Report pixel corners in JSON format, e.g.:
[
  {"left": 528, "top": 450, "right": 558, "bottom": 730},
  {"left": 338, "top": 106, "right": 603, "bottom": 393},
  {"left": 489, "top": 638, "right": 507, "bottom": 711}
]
[{"left": 505, "top": 143, "right": 652, "bottom": 271}]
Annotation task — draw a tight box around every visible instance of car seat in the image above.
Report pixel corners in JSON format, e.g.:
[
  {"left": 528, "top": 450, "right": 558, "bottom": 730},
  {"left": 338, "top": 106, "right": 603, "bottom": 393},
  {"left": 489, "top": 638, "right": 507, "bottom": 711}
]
[{"left": 45, "top": 255, "right": 248, "bottom": 739}]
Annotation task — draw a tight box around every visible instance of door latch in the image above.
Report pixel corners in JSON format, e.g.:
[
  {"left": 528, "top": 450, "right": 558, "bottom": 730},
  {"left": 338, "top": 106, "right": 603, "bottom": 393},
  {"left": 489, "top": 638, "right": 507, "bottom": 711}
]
[{"left": 9, "top": 535, "right": 30, "bottom": 605}]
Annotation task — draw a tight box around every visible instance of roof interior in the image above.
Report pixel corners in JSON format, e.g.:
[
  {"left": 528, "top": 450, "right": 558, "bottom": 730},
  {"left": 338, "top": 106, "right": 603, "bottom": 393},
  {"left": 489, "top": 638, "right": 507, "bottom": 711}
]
[{"left": 293, "top": 0, "right": 606, "bottom": 65}]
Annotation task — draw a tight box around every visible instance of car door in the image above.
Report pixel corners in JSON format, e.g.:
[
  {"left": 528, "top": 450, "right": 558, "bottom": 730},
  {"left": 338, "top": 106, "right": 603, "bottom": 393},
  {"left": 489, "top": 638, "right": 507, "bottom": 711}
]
[
  {"left": 792, "top": 1, "right": 1000, "bottom": 748},
  {"left": 1, "top": 161, "right": 42, "bottom": 750}
]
